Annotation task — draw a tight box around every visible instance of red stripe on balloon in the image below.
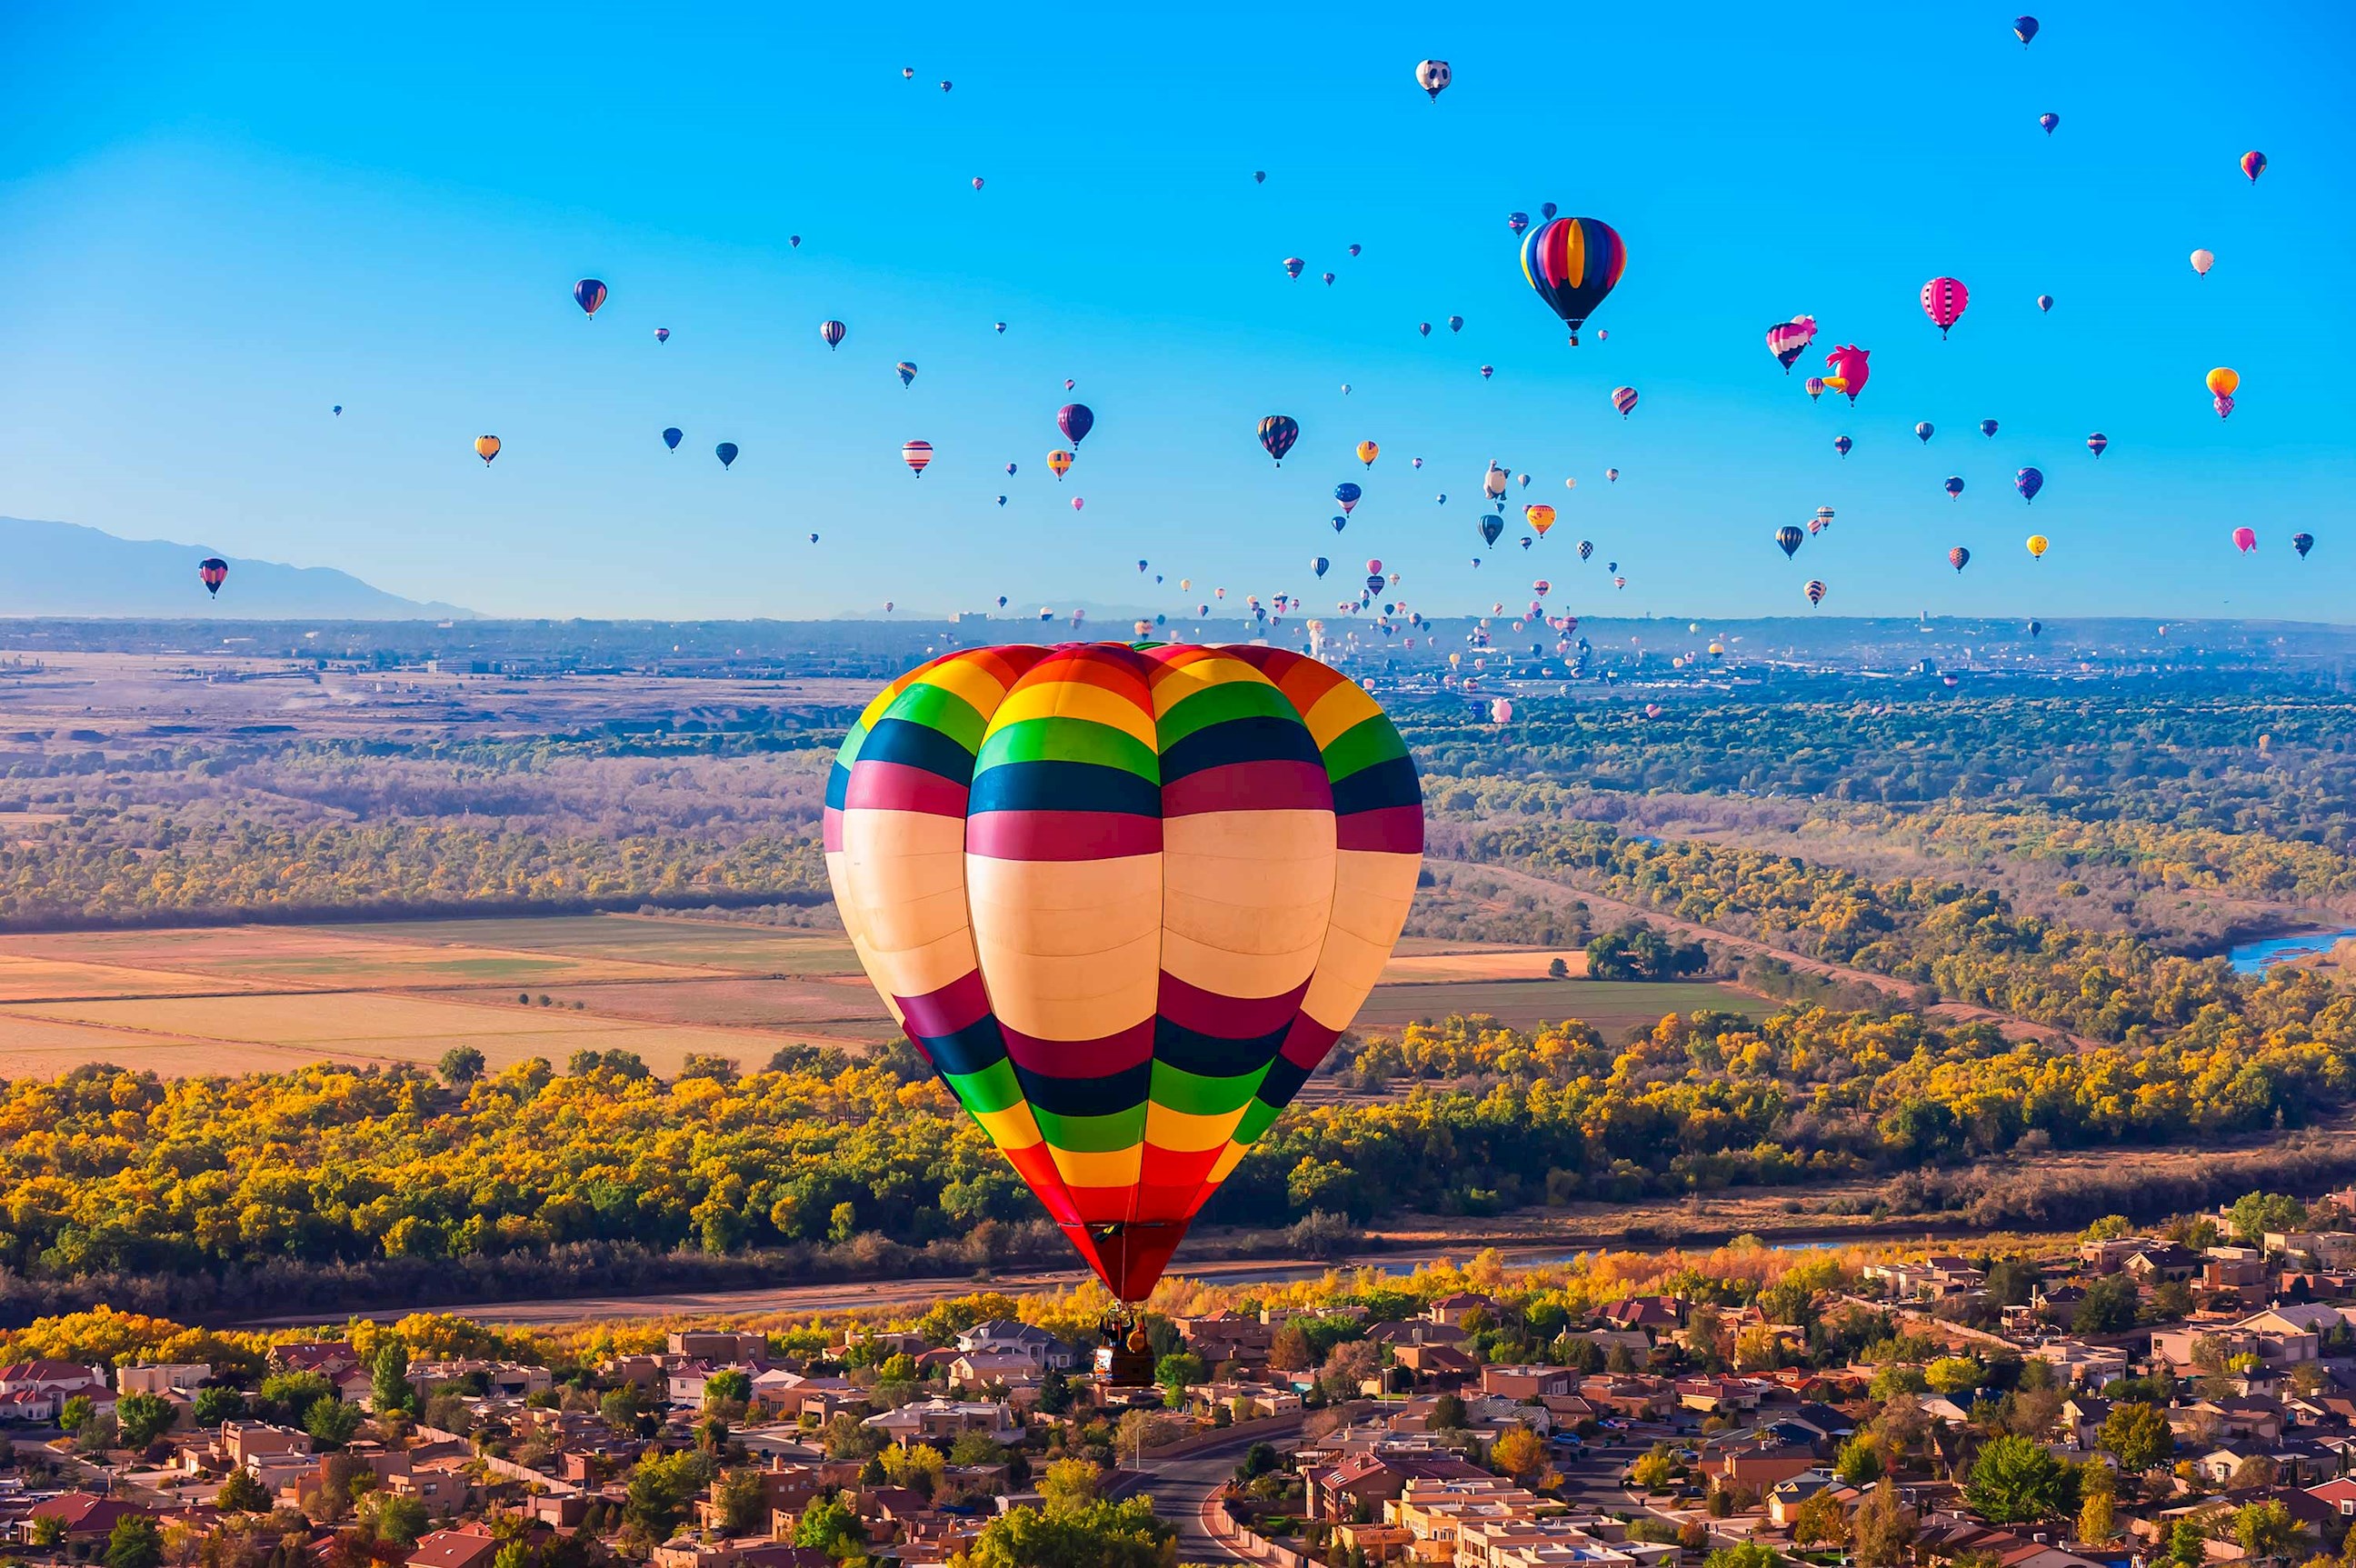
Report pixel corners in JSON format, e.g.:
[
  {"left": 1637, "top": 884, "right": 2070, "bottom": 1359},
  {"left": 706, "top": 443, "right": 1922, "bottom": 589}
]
[
  {"left": 1161, "top": 759, "right": 1332, "bottom": 816},
  {"left": 1156, "top": 972, "right": 1310, "bottom": 1037},
  {"left": 1337, "top": 804, "right": 1426, "bottom": 853},
  {"left": 1000, "top": 1018, "right": 1155, "bottom": 1077},
  {"left": 844, "top": 760, "right": 970, "bottom": 815},
  {"left": 895, "top": 967, "right": 993, "bottom": 1041}
]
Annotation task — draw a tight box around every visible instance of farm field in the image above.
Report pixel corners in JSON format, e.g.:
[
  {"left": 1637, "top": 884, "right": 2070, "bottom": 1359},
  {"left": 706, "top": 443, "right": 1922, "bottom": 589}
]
[{"left": 0, "top": 913, "right": 1744, "bottom": 1079}]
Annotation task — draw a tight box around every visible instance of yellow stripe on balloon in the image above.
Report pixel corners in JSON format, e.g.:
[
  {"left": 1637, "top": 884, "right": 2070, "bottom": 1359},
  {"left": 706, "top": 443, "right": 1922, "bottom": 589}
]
[
  {"left": 1204, "top": 1142, "right": 1251, "bottom": 1183},
  {"left": 1145, "top": 1101, "right": 1248, "bottom": 1154},
  {"left": 1300, "top": 680, "right": 1383, "bottom": 751},
  {"left": 919, "top": 654, "right": 1019, "bottom": 723},
  {"left": 990, "top": 677, "right": 1159, "bottom": 752},
  {"left": 1147, "top": 654, "right": 1273, "bottom": 718},
  {"left": 1050, "top": 1143, "right": 1144, "bottom": 1188},
  {"left": 973, "top": 1102, "right": 1048, "bottom": 1151},
  {"left": 1562, "top": 219, "right": 1588, "bottom": 287}
]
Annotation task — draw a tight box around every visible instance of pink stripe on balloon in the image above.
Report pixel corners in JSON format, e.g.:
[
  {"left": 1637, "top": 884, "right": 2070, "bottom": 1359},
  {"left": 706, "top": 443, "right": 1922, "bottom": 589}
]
[
  {"left": 844, "top": 760, "right": 970, "bottom": 815},
  {"left": 966, "top": 809, "right": 1162, "bottom": 861},
  {"left": 1162, "top": 759, "right": 1332, "bottom": 816}
]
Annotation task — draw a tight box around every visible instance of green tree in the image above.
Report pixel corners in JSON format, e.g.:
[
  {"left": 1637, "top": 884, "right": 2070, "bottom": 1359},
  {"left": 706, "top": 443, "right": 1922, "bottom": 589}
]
[
  {"left": 2228, "top": 1193, "right": 2307, "bottom": 1243},
  {"left": 193, "top": 1386, "right": 246, "bottom": 1426},
  {"left": 626, "top": 1450, "right": 715, "bottom": 1538},
  {"left": 60, "top": 1393, "right": 95, "bottom": 1433},
  {"left": 714, "top": 1468, "right": 767, "bottom": 1535},
  {"left": 1962, "top": 1434, "right": 2078, "bottom": 1524},
  {"left": 1833, "top": 1434, "right": 1883, "bottom": 1486},
  {"left": 362, "top": 1493, "right": 430, "bottom": 1549},
  {"left": 1791, "top": 1491, "right": 1847, "bottom": 1550},
  {"left": 2097, "top": 1402, "right": 2173, "bottom": 1473},
  {"left": 115, "top": 1392, "right": 177, "bottom": 1448},
  {"left": 793, "top": 1493, "right": 863, "bottom": 1557},
  {"left": 1631, "top": 1445, "right": 1678, "bottom": 1491},
  {"left": 216, "top": 1469, "right": 270, "bottom": 1513},
  {"left": 2233, "top": 1501, "right": 2296, "bottom": 1562},
  {"left": 601, "top": 1386, "right": 650, "bottom": 1437},
  {"left": 2073, "top": 1277, "right": 2138, "bottom": 1335},
  {"left": 304, "top": 1395, "right": 364, "bottom": 1448},
  {"left": 1702, "top": 1545, "right": 1782, "bottom": 1568},
  {"left": 1430, "top": 1393, "right": 1468, "bottom": 1433},
  {"left": 1852, "top": 1480, "right": 1916, "bottom": 1568},
  {"left": 703, "top": 1369, "right": 753, "bottom": 1410},
  {"left": 955, "top": 1497, "right": 1174, "bottom": 1568},
  {"left": 105, "top": 1516, "right": 165, "bottom": 1568},
  {"left": 257, "top": 1371, "right": 333, "bottom": 1423},
  {"left": 437, "top": 1046, "right": 486, "bottom": 1086},
  {"left": 371, "top": 1339, "right": 416, "bottom": 1416},
  {"left": 1037, "top": 1459, "right": 1102, "bottom": 1516},
  {"left": 2077, "top": 1463, "right": 2117, "bottom": 1547},
  {"left": 1925, "top": 1357, "right": 1984, "bottom": 1396}
]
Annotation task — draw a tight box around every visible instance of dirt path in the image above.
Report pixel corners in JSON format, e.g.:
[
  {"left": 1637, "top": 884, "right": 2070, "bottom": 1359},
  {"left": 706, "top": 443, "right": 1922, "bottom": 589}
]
[{"left": 1433, "top": 853, "right": 2108, "bottom": 1053}]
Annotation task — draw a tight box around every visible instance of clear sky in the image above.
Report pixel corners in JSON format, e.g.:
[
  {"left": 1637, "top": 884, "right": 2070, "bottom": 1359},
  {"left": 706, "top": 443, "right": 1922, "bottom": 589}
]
[{"left": 4, "top": 3, "right": 2351, "bottom": 622}]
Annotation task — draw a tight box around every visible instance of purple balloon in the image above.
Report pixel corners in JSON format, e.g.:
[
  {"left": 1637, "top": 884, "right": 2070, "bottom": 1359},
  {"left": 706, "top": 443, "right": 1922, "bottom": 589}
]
[
  {"left": 2015, "top": 466, "right": 2044, "bottom": 504},
  {"left": 1057, "top": 403, "right": 1094, "bottom": 446}
]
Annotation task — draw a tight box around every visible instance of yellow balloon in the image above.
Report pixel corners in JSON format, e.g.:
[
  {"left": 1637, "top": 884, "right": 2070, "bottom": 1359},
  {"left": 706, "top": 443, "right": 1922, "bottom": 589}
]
[
  {"left": 1355, "top": 440, "right": 1380, "bottom": 466},
  {"left": 2206, "top": 366, "right": 2240, "bottom": 396},
  {"left": 2026, "top": 534, "right": 2050, "bottom": 559},
  {"left": 1524, "top": 504, "right": 1556, "bottom": 535},
  {"left": 473, "top": 434, "right": 501, "bottom": 464},
  {"left": 1047, "top": 448, "right": 1074, "bottom": 477}
]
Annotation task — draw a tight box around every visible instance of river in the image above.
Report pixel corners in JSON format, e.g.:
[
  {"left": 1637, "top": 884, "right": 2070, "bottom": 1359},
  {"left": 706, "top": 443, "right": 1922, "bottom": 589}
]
[{"left": 2227, "top": 927, "right": 2356, "bottom": 974}]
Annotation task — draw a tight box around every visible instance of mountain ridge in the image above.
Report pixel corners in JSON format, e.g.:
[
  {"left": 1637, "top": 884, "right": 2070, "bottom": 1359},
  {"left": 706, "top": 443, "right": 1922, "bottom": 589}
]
[{"left": 3, "top": 516, "right": 476, "bottom": 619}]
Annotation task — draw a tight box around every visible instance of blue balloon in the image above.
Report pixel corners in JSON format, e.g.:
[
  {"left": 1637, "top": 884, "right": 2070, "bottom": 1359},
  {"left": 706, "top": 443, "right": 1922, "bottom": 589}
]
[{"left": 662, "top": 427, "right": 683, "bottom": 452}]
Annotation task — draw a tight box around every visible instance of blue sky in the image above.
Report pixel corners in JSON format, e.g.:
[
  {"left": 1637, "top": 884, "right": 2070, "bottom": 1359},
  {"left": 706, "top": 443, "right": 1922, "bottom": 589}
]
[{"left": 3, "top": 3, "right": 2351, "bottom": 620}]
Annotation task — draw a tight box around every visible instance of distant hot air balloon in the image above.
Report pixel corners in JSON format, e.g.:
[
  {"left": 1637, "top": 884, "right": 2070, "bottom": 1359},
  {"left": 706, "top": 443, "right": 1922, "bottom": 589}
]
[
  {"left": 1776, "top": 525, "right": 1803, "bottom": 558},
  {"left": 1416, "top": 60, "right": 1452, "bottom": 100},
  {"left": 1507, "top": 211, "right": 1529, "bottom": 235},
  {"left": 810, "top": 533, "right": 819, "bottom": 543},
  {"left": 1921, "top": 277, "right": 1969, "bottom": 337},
  {"left": 1578, "top": 540, "right": 1593, "bottom": 561},
  {"left": 819, "top": 319, "right": 846, "bottom": 350},
  {"left": 654, "top": 326, "right": 670, "bottom": 344},
  {"left": 1479, "top": 515, "right": 1504, "bottom": 547},
  {"left": 1071, "top": 496, "right": 1084, "bottom": 511},
  {"left": 2028, "top": 620, "right": 2043, "bottom": 637},
  {"left": 902, "top": 439, "right": 932, "bottom": 475},
  {"left": 1258, "top": 414, "right": 1300, "bottom": 464},
  {"left": 2015, "top": 15, "right": 2039, "bottom": 45},
  {"left": 1447, "top": 315, "right": 1463, "bottom": 332},
  {"left": 1313, "top": 556, "right": 1330, "bottom": 577},
  {"left": 1823, "top": 345, "right": 1871, "bottom": 402},
  {"left": 573, "top": 278, "right": 607, "bottom": 317},
  {"left": 1333, "top": 482, "right": 1362, "bottom": 514},
  {"left": 2087, "top": 433, "right": 2108, "bottom": 457},
  {"left": 1980, "top": 419, "right": 1999, "bottom": 439},
  {"left": 1283, "top": 257, "right": 1305, "bottom": 279},
  {"left": 1348, "top": 244, "right": 1362, "bottom": 257},
  {"left": 1331, "top": 516, "right": 1347, "bottom": 532},
  {"left": 1526, "top": 504, "right": 1556, "bottom": 536},
  {"left": 1945, "top": 476, "right": 1965, "bottom": 500},
  {"left": 1521, "top": 216, "right": 1626, "bottom": 345},
  {"left": 1766, "top": 316, "right": 1817, "bottom": 372},
  {"left": 1833, "top": 435, "right": 1852, "bottom": 457},
  {"left": 1804, "top": 376, "right": 1826, "bottom": 403},
  {"left": 1613, "top": 575, "right": 1626, "bottom": 590},
  {"left": 1253, "top": 170, "right": 1266, "bottom": 184},
  {"left": 2215, "top": 394, "right": 2236, "bottom": 419},
  {"left": 2015, "top": 466, "right": 2043, "bottom": 503},
  {"left": 1321, "top": 272, "right": 1335, "bottom": 285},
  {"left": 2233, "top": 526, "right": 2258, "bottom": 553},
  {"left": 2292, "top": 533, "right": 2314, "bottom": 558},
  {"left": 474, "top": 434, "right": 501, "bottom": 465},
  {"left": 1604, "top": 468, "right": 1618, "bottom": 482},
  {"left": 2191, "top": 248, "right": 2215, "bottom": 277},
  {"left": 1047, "top": 449, "right": 1073, "bottom": 479},
  {"left": 1813, "top": 506, "right": 1835, "bottom": 533},
  {"left": 789, "top": 235, "right": 802, "bottom": 247},
  {"left": 2242, "top": 150, "right": 2268, "bottom": 183},
  {"left": 1356, "top": 440, "right": 1379, "bottom": 467},
  {"left": 1418, "top": 322, "right": 1432, "bottom": 336},
  {"left": 896, "top": 361, "right": 918, "bottom": 386},
  {"left": 1949, "top": 545, "right": 1972, "bottom": 573},
  {"left": 1610, "top": 386, "right": 1639, "bottom": 418},
  {"left": 716, "top": 442, "right": 739, "bottom": 469},
  {"left": 1058, "top": 404, "right": 1094, "bottom": 446},
  {"left": 198, "top": 557, "right": 228, "bottom": 596},
  {"left": 2039, "top": 112, "right": 2059, "bottom": 135},
  {"left": 1006, "top": 463, "right": 1019, "bottom": 475},
  {"left": 662, "top": 427, "right": 683, "bottom": 452},
  {"left": 995, "top": 322, "right": 1007, "bottom": 334},
  {"left": 1490, "top": 697, "right": 1514, "bottom": 724},
  {"left": 1916, "top": 422, "right": 1935, "bottom": 444},
  {"left": 2207, "top": 366, "right": 2239, "bottom": 398},
  {"left": 1479, "top": 365, "right": 1494, "bottom": 380},
  {"left": 971, "top": 175, "right": 984, "bottom": 190},
  {"left": 2026, "top": 534, "right": 2051, "bottom": 559}
]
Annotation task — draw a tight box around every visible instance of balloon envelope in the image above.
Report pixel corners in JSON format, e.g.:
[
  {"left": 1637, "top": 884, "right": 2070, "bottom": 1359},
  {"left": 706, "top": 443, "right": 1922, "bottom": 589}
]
[
  {"left": 662, "top": 427, "right": 683, "bottom": 451},
  {"left": 1058, "top": 404, "right": 1095, "bottom": 446},
  {"left": 1521, "top": 217, "right": 1627, "bottom": 345},
  {"left": 2233, "top": 526, "right": 2257, "bottom": 553},
  {"left": 716, "top": 443, "right": 739, "bottom": 468},
  {"left": 2015, "top": 467, "right": 2043, "bottom": 503},
  {"left": 2242, "top": 150, "right": 2267, "bottom": 182},
  {"left": 573, "top": 278, "right": 607, "bottom": 316}
]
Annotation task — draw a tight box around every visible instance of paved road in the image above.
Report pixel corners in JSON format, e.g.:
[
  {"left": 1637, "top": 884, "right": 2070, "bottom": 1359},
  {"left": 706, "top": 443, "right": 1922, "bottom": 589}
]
[{"left": 1137, "top": 1430, "right": 1287, "bottom": 1565}]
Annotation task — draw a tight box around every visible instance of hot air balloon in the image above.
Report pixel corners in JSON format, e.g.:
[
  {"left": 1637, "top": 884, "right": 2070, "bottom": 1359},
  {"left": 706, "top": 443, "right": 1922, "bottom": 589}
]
[
  {"left": 1283, "top": 257, "right": 1304, "bottom": 280},
  {"left": 332, "top": 405, "right": 341, "bottom": 415},
  {"left": 2233, "top": 526, "right": 2257, "bottom": 553},
  {"left": 573, "top": 278, "right": 607, "bottom": 316},
  {"left": 1058, "top": 404, "right": 1094, "bottom": 448},
  {"left": 1916, "top": 422, "right": 1935, "bottom": 444},
  {"left": 1612, "top": 575, "right": 1626, "bottom": 590},
  {"left": 995, "top": 322, "right": 1007, "bottom": 334},
  {"left": 1482, "top": 464, "right": 1509, "bottom": 503},
  {"left": 1333, "top": 483, "right": 1362, "bottom": 514},
  {"left": 1348, "top": 244, "right": 1362, "bottom": 258},
  {"left": 1521, "top": 217, "right": 1626, "bottom": 345},
  {"left": 2191, "top": 248, "right": 2215, "bottom": 277},
  {"left": 1813, "top": 507, "right": 1834, "bottom": 533},
  {"left": 1416, "top": 60, "right": 1451, "bottom": 100},
  {"left": 811, "top": 533, "right": 820, "bottom": 543},
  {"left": 1921, "top": 277, "right": 1969, "bottom": 337},
  {"left": 1765, "top": 316, "right": 1816, "bottom": 372},
  {"left": 1313, "top": 557, "right": 1329, "bottom": 577},
  {"left": 1980, "top": 419, "right": 1999, "bottom": 439},
  {"left": 198, "top": 557, "right": 228, "bottom": 595},
  {"left": 2207, "top": 366, "right": 2239, "bottom": 397},
  {"left": 2015, "top": 466, "right": 2043, "bottom": 503},
  {"left": 1804, "top": 376, "right": 1826, "bottom": 402},
  {"left": 2037, "top": 294, "right": 2054, "bottom": 312},
  {"left": 1490, "top": 697, "right": 1514, "bottom": 724},
  {"left": 896, "top": 362, "right": 919, "bottom": 386},
  {"left": 2039, "top": 112, "right": 2059, "bottom": 135},
  {"left": 654, "top": 326, "right": 670, "bottom": 344},
  {"left": 1331, "top": 516, "right": 1347, "bottom": 533},
  {"left": 1047, "top": 449, "right": 1074, "bottom": 479},
  {"left": 2087, "top": 432, "right": 2109, "bottom": 458},
  {"left": 1256, "top": 415, "right": 1301, "bottom": 466},
  {"left": 2015, "top": 15, "right": 2039, "bottom": 44},
  {"left": 2215, "top": 394, "right": 2236, "bottom": 419},
  {"left": 1805, "top": 579, "right": 1826, "bottom": 606},
  {"left": 1610, "top": 386, "right": 1639, "bottom": 418},
  {"left": 474, "top": 435, "right": 501, "bottom": 466},
  {"left": 1823, "top": 345, "right": 1871, "bottom": 402},
  {"left": 1321, "top": 272, "right": 1335, "bottom": 285},
  {"left": 1526, "top": 504, "right": 1556, "bottom": 536},
  {"left": 662, "top": 427, "right": 683, "bottom": 453},
  {"left": 1949, "top": 546, "right": 1971, "bottom": 573},
  {"left": 1578, "top": 540, "right": 1593, "bottom": 561},
  {"left": 790, "top": 235, "right": 802, "bottom": 247},
  {"left": 971, "top": 176, "right": 984, "bottom": 190},
  {"left": 1356, "top": 440, "right": 1379, "bottom": 468},
  {"left": 820, "top": 320, "right": 846, "bottom": 350},
  {"left": 1776, "top": 525, "right": 1803, "bottom": 558},
  {"left": 2026, "top": 534, "right": 2050, "bottom": 559},
  {"left": 1253, "top": 171, "right": 1266, "bottom": 184},
  {"left": 1447, "top": 315, "right": 1464, "bottom": 333},
  {"left": 1479, "top": 515, "right": 1504, "bottom": 547},
  {"left": 2028, "top": 620, "right": 2042, "bottom": 637},
  {"left": 1417, "top": 322, "right": 1432, "bottom": 337},
  {"left": 902, "top": 439, "right": 932, "bottom": 475},
  {"left": 2292, "top": 533, "right": 2314, "bottom": 558},
  {"left": 2242, "top": 150, "right": 2267, "bottom": 183},
  {"left": 1506, "top": 211, "right": 1529, "bottom": 235},
  {"left": 1834, "top": 435, "right": 1852, "bottom": 457},
  {"left": 716, "top": 442, "right": 739, "bottom": 469},
  {"left": 1532, "top": 579, "right": 1551, "bottom": 595},
  {"left": 1945, "top": 476, "right": 1965, "bottom": 500}
]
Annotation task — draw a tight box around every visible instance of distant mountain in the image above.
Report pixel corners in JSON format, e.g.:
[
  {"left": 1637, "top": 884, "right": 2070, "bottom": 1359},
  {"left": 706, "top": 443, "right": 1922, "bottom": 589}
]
[{"left": 2, "top": 517, "right": 475, "bottom": 619}]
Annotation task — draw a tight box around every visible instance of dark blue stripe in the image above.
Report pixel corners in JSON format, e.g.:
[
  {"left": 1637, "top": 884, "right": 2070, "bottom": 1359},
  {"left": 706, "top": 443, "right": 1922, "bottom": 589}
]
[
  {"left": 1331, "top": 754, "right": 1423, "bottom": 815},
  {"left": 1255, "top": 1056, "right": 1312, "bottom": 1112},
  {"left": 1018, "top": 1060, "right": 1152, "bottom": 1119},
  {"left": 1160, "top": 714, "right": 1323, "bottom": 782},
  {"left": 970, "top": 759, "right": 1161, "bottom": 816},
  {"left": 1153, "top": 1016, "right": 1290, "bottom": 1080},
  {"left": 824, "top": 762, "right": 852, "bottom": 811},
  {"left": 859, "top": 716, "right": 980, "bottom": 784},
  {"left": 918, "top": 1016, "right": 1009, "bottom": 1080}
]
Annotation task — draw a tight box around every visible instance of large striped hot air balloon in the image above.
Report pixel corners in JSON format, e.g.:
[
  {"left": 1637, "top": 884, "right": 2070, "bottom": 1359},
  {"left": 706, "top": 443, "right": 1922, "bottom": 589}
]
[
  {"left": 1765, "top": 317, "right": 1816, "bottom": 372},
  {"left": 1921, "top": 276, "right": 1969, "bottom": 337},
  {"left": 1520, "top": 216, "right": 1626, "bottom": 345},
  {"left": 824, "top": 643, "right": 1424, "bottom": 1303}
]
